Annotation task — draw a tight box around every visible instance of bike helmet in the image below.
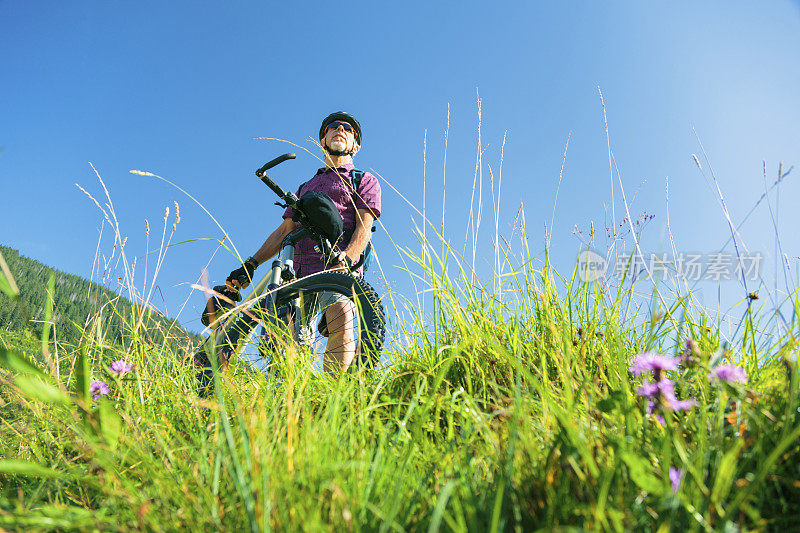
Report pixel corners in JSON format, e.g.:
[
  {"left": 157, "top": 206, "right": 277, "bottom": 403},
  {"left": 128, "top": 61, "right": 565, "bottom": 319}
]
[{"left": 319, "top": 111, "right": 362, "bottom": 146}]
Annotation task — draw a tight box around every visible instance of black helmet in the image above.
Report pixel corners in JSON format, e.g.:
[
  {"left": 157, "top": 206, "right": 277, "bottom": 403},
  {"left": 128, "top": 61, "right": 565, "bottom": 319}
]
[{"left": 319, "top": 111, "right": 362, "bottom": 145}]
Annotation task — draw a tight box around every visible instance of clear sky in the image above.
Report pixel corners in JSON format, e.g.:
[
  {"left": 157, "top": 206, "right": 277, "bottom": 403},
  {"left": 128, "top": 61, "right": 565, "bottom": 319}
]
[{"left": 2, "top": 1, "right": 800, "bottom": 339}]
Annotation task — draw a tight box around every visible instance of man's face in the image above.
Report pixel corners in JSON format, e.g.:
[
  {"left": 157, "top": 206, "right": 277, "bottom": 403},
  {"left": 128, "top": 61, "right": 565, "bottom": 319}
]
[{"left": 323, "top": 121, "right": 359, "bottom": 155}]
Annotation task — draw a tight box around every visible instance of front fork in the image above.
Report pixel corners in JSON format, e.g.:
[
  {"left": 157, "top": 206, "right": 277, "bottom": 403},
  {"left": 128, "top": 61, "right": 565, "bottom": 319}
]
[{"left": 218, "top": 244, "right": 297, "bottom": 356}]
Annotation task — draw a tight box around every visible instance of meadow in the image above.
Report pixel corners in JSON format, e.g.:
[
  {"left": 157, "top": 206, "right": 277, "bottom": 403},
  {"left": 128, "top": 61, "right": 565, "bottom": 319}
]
[
  {"left": 1, "top": 142, "right": 799, "bottom": 532},
  {"left": 2, "top": 241, "right": 799, "bottom": 532}
]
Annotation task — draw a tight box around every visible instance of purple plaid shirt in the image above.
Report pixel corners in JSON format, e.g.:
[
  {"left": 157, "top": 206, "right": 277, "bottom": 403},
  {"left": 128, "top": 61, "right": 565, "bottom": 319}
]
[{"left": 282, "top": 163, "right": 381, "bottom": 277}]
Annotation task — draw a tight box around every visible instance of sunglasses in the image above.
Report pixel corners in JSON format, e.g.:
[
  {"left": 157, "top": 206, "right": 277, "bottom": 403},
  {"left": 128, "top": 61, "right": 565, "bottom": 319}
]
[{"left": 325, "top": 121, "right": 357, "bottom": 136}]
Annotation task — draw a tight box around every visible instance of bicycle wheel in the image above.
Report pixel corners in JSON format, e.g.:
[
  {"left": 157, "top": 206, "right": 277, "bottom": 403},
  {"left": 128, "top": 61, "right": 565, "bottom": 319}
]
[{"left": 259, "top": 271, "right": 385, "bottom": 371}]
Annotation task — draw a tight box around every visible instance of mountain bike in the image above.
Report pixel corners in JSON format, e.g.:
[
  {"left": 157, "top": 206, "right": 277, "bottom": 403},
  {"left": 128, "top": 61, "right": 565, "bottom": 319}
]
[{"left": 193, "top": 153, "right": 385, "bottom": 396}]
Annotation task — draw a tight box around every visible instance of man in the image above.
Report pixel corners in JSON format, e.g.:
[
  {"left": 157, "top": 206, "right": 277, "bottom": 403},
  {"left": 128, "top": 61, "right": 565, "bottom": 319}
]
[{"left": 225, "top": 111, "right": 381, "bottom": 373}]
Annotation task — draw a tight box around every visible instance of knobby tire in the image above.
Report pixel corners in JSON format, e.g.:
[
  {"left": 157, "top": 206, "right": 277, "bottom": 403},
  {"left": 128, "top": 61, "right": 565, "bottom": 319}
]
[{"left": 271, "top": 271, "right": 385, "bottom": 368}]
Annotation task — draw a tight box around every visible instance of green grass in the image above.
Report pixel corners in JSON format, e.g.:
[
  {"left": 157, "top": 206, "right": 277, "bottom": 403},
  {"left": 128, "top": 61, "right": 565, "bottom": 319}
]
[{"left": 1, "top": 239, "right": 798, "bottom": 532}]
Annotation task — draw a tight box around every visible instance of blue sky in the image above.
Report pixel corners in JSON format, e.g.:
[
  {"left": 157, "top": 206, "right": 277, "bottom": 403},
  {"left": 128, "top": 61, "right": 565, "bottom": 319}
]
[{"left": 2, "top": 1, "right": 800, "bottom": 337}]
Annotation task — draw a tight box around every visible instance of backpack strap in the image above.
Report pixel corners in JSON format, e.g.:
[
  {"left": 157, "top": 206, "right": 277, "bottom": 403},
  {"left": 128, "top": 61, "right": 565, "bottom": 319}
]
[
  {"left": 350, "top": 169, "right": 376, "bottom": 234},
  {"left": 349, "top": 169, "right": 376, "bottom": 272},
  {"left": 351, "top": 169, "right": 364, "bottom": 194}
]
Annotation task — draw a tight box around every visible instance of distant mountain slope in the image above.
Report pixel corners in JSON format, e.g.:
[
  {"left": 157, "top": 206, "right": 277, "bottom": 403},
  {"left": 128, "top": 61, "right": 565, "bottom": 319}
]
[{"left": 0, "top": 244, "right": 200, "bottom": 349}]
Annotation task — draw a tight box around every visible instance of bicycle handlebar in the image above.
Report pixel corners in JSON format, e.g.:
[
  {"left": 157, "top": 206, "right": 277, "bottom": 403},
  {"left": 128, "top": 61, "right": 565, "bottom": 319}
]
[
  {"left": 258, "top": 172, "right": 289, "bottom": 200},
  {"left": 256, "top": 153, "right": 296, "bottom": 200},
  {"left": 255, "top": 153, "right": 362, "bottom": 273},
  {"left": 256, "top": 153, "right": 296, "bottom": 175}
]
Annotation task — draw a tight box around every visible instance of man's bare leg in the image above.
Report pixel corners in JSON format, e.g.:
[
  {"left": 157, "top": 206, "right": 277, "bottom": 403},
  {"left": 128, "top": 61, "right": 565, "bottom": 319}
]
[{"left": 323, "top": 299, "right": 356, "bottom": 373}]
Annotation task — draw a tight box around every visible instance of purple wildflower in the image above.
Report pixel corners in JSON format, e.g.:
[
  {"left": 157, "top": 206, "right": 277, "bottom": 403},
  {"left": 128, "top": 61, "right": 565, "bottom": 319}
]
[
  {"left": 657, "top": 378, "right": 675, "bottom": 398},
  {"left": 111, "top": 360, "right": 134, "bottom": 376},
  {"left": 637, "top": 379, "right": 676, "bottom": 398},
  {"left": 669, "top": 398, "right": 698, "bottom": 411},
  {"left": 646, "top": 402, "right": 666, "bottom": 424},
  {"left": 633, "top": 354, "right": 697, "bottom": 420},
  {"left": 89, "top": 380, "right": 110, "bottom": 400},
  {"left": 644, "top": 401, "right": 665, "bottom": 423},
  {"left": 629, "top": 353, "right": 679, "bottom": 376},
  {"left": 709, "top": 365, "right": 747, "bottom": 384},
  {"left": 658, "top": 380, "right": 697, "bottom": 411},
  {"left": 669, "top": 467, "right": 683, "bottom": 493},
  {"left": 640, "top": 379, "right": 697, "bottom": 416},
  {"left": 636, "top": 381, "right": 660, "bottom": 398}
]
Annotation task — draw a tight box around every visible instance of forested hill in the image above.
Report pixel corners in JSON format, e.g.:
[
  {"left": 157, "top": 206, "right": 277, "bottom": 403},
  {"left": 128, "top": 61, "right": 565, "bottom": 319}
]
[{"left": 0, "top": 244, "right": 200, "bottom": 350}]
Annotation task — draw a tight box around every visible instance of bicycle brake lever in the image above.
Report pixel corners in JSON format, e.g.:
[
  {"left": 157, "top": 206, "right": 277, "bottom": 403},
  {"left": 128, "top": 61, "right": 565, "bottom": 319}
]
[
  {"left": 328, "top": 245, "right": 358, "bottom": 271},
  {"left": 349, "top": 254, "right": 365, "bottom": 271}
]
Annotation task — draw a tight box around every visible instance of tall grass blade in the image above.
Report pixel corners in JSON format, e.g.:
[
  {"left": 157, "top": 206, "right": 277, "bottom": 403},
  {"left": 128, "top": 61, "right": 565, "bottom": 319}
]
[{"left": 0, "top": 460, "right": 61, "bottom": 478}]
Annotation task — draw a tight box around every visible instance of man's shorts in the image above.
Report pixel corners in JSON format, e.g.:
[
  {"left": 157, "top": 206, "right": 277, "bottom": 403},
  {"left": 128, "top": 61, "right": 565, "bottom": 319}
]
[{"left": 296, "top": 291, "right": 354, "bottom": 346}]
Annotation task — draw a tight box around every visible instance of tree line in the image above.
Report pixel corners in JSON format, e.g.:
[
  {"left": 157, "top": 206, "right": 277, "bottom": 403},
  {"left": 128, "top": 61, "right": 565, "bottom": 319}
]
[{"left": 0, "top": 244, "right": 200, "bottom": 352}]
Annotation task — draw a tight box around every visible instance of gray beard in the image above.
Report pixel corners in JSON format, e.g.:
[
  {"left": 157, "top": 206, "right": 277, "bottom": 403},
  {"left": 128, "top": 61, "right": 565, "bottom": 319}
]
[{"left": 328, "top": 140, "right": 347, "bottom": 152}]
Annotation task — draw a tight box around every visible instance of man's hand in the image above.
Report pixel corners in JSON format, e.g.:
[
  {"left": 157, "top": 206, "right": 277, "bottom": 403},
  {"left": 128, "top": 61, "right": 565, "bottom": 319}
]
[
  {"left": 333, "top": 250, "right": 352, "bottom": 272},
  {"left": 336, "top": 208, "right": 374, "bottom": 273},
  {"left": 201, "top": 285, "right": 242, "bottom": 328},
  {"left": 226, "top": 257, "right": 258, "bottom": 290}
]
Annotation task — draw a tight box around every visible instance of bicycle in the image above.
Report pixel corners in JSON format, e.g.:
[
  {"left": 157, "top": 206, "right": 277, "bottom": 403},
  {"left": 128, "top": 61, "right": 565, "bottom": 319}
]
[{"left": 193, "top": 153, "right": 385, "bottom": 396}]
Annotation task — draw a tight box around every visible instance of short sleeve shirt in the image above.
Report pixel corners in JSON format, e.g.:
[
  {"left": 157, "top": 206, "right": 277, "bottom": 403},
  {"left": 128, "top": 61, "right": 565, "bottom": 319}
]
[{"left": 282, "top": 163, "right": 381, "bottom": 277}]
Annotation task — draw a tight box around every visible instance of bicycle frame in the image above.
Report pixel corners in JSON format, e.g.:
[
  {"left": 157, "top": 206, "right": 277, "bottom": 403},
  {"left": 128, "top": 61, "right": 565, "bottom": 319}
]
[
  {"left": 196, "top": 152, "right": 360, "bottom": 372},
  {"left": 200, "top": 233, "right": 304, "bottom": 367}
]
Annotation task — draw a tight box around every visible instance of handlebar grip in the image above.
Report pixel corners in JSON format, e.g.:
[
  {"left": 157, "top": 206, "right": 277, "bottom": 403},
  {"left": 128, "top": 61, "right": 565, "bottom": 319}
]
[
  {"left": 256, "top": 153, "right": 296, "bottom": 176},
  {"left": 255, "top": 153, "right": 296, "bottom": 200},
  {"left": 258, "top": 173, "right": 288, "bottom": 199}
]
